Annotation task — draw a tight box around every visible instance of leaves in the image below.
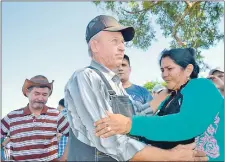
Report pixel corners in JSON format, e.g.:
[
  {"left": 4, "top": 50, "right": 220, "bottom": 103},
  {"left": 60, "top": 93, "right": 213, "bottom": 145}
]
[
  {"left": 93, "top": 1, "right": 224, "bottom": 65},
  {"left": 143, "top": 80, "right": 166, "bottom": 92}
]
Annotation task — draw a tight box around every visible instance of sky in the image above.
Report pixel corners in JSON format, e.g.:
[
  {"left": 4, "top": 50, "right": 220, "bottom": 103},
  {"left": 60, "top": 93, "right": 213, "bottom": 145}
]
[{"left": 2, "top": 2, "right": 224, "bottom": 117}]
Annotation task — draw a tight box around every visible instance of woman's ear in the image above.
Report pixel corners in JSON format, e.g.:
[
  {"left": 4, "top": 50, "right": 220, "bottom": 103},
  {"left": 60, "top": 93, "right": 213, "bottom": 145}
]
[{"left": 185, "top": 64, "right": 194, "bottom": 78}]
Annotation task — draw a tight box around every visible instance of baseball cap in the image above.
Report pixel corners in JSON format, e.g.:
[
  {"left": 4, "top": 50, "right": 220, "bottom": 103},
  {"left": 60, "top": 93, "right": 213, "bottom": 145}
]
[
  {"left": 209, "top": 67, "right": 224, "bottom": 75},
  {"left": 152, "top": 84, "right": 166, "bottom": 93},
  {"left": 85, "top": 15, "right": 135, "bottom": 43}
]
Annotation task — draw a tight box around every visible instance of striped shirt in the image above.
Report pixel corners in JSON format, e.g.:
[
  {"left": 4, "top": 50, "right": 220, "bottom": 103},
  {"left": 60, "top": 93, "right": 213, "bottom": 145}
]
[
  {"left": 1, "top": 105, "right": 70, "bottom": 161},
  {"left": 65, "top": 60, "right": 150, "bottom": 161}
]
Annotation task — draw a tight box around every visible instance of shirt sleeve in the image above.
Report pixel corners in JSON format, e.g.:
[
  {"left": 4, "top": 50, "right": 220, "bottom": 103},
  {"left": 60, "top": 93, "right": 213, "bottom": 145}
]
[
  {"left": 1, "top": 115, "right": 10, "bottom": 139},
  {"left": 130, "top": 78, "right": 223, "bottom": 141},
  {"left": 132, "top": 100, "right": 154, "bottom": 116},
  {"left": 57, "top": 112, "right": 70, "bottom": 137},
  {"left": 65, "top": 69, "right": 146, "bottom": 161},
  {"left": 144, "top": 88, "right": 153, "bottom": 103}
]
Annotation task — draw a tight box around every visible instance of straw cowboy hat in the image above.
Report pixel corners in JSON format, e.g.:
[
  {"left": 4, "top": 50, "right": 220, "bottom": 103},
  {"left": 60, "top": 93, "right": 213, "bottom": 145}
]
[{"left": 22, "top": 75, "right": 54, "bottom": 97}]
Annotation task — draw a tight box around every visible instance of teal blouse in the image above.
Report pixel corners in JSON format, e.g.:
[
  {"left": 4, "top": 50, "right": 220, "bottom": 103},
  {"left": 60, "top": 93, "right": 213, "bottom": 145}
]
[{"left": 130, "top": 78, "right": 224, "bottom": 161}]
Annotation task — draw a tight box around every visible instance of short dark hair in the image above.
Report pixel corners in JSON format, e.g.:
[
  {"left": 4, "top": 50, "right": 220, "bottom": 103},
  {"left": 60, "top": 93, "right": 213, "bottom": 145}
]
[
  {"left": 123, "top": 54, "right": 130, "bottom": 66},
  {"left": 159, "top": 48, "right": 200, "bottom": 79},
  {"left": 58, "top": 98, "right": 65, "bottom": 107},
  {"left": 27, "top": 86, "right": 50, "bottom": 92}
]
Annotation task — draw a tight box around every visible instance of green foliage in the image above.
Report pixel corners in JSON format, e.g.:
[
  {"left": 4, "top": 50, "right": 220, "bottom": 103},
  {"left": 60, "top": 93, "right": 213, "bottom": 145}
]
[
  {"left": 93, "top": 1, "right": 224, "bottom": 65},
  {"left": 143, "top": 80, "right": 166, "bottom": 92}
]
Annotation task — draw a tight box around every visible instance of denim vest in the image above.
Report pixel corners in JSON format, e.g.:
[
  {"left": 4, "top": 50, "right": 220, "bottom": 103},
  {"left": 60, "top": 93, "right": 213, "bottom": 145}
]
[{"left": 67, "top": 66, "right": 135, "bottom": 161}]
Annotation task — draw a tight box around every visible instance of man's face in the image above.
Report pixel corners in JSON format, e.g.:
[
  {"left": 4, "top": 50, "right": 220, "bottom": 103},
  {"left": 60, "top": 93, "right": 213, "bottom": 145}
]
[
  {"left": 118, "top": 58, "right": 131, "bottom": 83},
  {"left": 57, "top": 105, "right": 64, "bottom": 112},
  {"left": 26, "top": 87, "right": 50, "bottom": 109},
  {"left": 213, "top": 71, "right": 224, "bottom": 82},
  {"left": 91, "top": 31, "right": 125, "bottom": 70}
]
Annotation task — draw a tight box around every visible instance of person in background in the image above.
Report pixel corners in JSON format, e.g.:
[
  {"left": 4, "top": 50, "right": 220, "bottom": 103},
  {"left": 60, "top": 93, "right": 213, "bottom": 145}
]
[
  {"left": 57, "top": 98, "right": 69, "bottom": 160},
  {"left": 1, "top": 75, "right": 69, "bottom": 161},
  {"left": 118, "top": 54, "right": 153, "bottom": 104},
  {"left": 208, "top": 67, "right": 224, "bottom": 96},
  {"left": 1, "top": 137, "right": 10, "bottom": 161},
  {"left": 151, "top": 84, "right": 167, "bottom": 99}
]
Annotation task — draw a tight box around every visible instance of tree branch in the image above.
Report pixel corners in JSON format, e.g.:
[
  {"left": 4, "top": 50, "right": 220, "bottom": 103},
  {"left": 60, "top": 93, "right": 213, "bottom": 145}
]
[
  {"left": 172, "top": 1, "right": 202, "bottom": 46},
  {"left": 122, "top": 1, "right": 160, "bottom": 14},
  {"left": 122, "top": 8, "right": 146, "bottom": 14},
  {"left": 184, "top": 0, "right": 193, "bottom": 8}
]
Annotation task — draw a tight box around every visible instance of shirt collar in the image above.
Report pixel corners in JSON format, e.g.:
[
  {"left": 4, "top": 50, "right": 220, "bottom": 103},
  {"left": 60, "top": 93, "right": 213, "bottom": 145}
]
[
  {"left": 23, "top": 104, "right": 48, "bottom": 116},
  {"left": 90, "top": 60, "right": 121, "bottom": 84}
]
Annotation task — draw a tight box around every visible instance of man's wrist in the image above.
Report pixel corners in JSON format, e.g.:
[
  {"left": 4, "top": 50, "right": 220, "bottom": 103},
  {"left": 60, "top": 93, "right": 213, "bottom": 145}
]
[{"left": 125, "top": 117, "right": 132, "bottom": 134}]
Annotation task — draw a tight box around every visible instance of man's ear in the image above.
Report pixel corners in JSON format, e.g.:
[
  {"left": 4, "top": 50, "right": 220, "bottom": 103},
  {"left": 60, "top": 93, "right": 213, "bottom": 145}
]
[
  {"left": 90, "top": 39, "right": 99, "bottom": 53},
  {"left": 129, "top": 66, "right": 132, "bottom": 73}
]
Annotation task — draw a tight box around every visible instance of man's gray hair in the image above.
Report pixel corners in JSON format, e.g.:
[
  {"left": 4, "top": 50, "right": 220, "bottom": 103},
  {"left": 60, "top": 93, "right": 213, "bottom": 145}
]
[{"left": 87, "top": 32, "right": 101, "bottom": 57}]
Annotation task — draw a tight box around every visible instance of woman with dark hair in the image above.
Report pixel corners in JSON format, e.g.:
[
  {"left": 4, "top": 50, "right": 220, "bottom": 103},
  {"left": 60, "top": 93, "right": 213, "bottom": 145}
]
[{"left": 94, "top": 48, "right": 224, "bottom": 161}]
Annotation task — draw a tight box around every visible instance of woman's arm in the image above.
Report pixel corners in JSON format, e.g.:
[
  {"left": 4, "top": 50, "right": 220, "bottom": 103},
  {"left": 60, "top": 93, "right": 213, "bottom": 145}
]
[{"left": 130, "top": 78, "right": 223, "bottom": 141}]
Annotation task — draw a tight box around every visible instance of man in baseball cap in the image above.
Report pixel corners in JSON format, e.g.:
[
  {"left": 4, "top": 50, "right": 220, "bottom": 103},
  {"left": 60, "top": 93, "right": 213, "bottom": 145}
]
[
  {"left": 85, "top": 15, "right": 135, "bottom": 43},
  {"left": 209, "top": 67, "right": 224, "bottom": 77},
  {"left": 152, "top": 84, "right": 167, "bottom": 99},
  {"left": 208, "top": 67, "right": 224, "bottom": 96}
]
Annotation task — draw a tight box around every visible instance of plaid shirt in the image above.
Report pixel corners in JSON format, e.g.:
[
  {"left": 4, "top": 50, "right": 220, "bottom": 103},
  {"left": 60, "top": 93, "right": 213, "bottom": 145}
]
[
  {"left": 58, "top": 135, "right": 68, "bottom": 158},
  {"left": 58, "top": 108, "right": 68, "bottom": 158}
]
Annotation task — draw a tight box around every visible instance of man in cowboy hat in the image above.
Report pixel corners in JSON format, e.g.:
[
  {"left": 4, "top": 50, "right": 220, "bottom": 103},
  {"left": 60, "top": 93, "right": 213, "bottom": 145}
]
[
  {"left": 65, "top": 15, "right": 207, "bottom": 161},
  {"left": 1, "top": 75, "right": 70, "bottom": 161}
]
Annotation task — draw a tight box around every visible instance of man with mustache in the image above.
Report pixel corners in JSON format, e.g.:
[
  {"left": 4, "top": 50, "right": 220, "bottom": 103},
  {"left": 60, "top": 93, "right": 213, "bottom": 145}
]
[{"left": 1, "top": 75, "right": 70, "bottom": 161}]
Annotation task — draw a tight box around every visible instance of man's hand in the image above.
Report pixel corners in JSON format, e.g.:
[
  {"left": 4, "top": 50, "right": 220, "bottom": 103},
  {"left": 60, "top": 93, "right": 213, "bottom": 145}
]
[
  {"left": 130, "top": 143, "right": 208, "bottom": 161},
  {"left": 169, "top": 143, "right": 208, "bottom": 161},
  {"left": 95, "top": 111, "right": 131, "bottom": 138},
  {"left": 57, "top": 133, "right": 62, "bottom": 141}
]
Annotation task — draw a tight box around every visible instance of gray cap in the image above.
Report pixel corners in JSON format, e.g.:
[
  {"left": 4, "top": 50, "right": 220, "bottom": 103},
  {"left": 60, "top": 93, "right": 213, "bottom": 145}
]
[
  {"left": 152, "top": 84, "right": 166, "bottom": 93},
  {"left": 85, "top": 15, "right": 135, "bottom": 43},
  {"left": 209, "top": 67, "right": 224, "bottom": 75}
]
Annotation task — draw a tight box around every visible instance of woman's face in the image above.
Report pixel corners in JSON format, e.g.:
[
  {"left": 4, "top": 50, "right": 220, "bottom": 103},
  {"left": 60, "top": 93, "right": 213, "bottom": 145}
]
[{"left": 160, "top": 57, "right": 192, "bottom": 90}]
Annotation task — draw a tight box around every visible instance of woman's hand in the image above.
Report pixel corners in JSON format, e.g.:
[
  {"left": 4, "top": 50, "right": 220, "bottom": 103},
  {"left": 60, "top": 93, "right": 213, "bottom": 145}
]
[{"left": 94, "top": 111, "right": 132, "bottom": 138}]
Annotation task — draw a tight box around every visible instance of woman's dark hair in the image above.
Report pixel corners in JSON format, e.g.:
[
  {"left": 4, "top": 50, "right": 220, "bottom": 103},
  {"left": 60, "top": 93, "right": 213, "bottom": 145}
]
[{"left": 159, "top": 48, "right": 200, "bottom": 79}]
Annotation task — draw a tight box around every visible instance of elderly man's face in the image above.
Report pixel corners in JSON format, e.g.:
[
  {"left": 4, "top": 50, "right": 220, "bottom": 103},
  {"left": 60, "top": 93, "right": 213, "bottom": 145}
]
[{"left": 91, "top": 31, "right": 125, "bottom": 70}]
